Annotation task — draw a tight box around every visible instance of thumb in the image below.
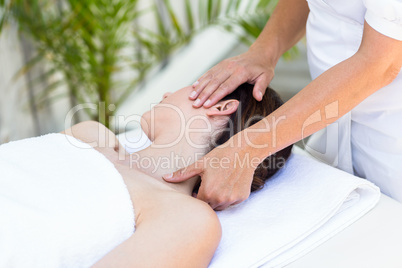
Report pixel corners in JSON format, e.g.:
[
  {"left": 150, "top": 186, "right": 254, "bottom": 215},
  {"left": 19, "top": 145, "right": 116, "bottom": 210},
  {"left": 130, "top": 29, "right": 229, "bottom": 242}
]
[
  {"left": 252, "top": 75, "right": 270, "bottom": 101},
  {"left": 162, "top": 160, "right": 204, "bottom": 183}
]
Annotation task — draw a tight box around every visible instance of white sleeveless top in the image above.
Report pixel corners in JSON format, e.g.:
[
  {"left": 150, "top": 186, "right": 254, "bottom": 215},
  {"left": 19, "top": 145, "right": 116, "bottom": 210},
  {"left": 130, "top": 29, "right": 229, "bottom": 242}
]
[{"left": 305, "top": 0, "right": 402, "bottom": 201}]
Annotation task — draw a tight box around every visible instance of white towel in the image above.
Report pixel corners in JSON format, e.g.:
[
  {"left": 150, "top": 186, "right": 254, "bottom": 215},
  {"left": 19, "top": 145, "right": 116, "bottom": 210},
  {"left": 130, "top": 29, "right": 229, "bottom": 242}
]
[
  {"left": 0, "top": 134, "right": 135, "bottom": 267},
  {"left": 210, "top": 153, "right": 381, "bottom": 268}
]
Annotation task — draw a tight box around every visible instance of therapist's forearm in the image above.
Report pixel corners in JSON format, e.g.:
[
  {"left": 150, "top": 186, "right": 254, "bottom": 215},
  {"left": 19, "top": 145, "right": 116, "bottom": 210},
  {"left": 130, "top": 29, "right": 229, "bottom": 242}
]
[
  {"left": 242, "top": 58, "right": 386, "bottom": 159},
  {"left": 250, "top": 0, "right": 309, "bottom": 63},
  {"left": 239, "top": 29, "right": 402, "bottom": 160}
]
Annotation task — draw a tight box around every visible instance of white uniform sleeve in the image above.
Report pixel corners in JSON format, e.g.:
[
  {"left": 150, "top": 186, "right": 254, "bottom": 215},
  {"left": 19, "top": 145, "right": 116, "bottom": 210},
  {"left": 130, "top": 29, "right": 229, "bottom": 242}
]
[{"left": 363, "top": 0, "right": 402, "bottom": 40}]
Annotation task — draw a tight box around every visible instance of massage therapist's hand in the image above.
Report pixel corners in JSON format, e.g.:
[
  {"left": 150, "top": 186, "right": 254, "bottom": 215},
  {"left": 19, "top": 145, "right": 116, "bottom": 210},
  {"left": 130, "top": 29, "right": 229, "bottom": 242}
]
[
  {"left": 190, "top": 47, "right": 276, "bottom": 108},
  {"left": 163, "top": 141, "right": 256, "bottom": 211}
]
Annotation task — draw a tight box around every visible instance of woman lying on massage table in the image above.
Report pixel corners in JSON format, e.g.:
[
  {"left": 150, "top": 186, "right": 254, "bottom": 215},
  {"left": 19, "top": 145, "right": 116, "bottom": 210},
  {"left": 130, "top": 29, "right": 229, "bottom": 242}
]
[{"left": 4, "top": 84, "right": 292, "bottom": 267}]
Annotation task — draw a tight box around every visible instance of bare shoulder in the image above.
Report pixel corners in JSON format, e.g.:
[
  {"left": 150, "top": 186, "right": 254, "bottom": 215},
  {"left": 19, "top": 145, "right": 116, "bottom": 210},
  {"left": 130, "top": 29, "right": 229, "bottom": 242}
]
[
  {"left": 94, "top": 189, "right": 222, "bottom": 268},
  {"left": 140, "top": 189, "right": 221, "bottom": 238},
  {"left": 139, "top": 189, "right": 222, "bottom": 266},
  {"left": 61, "top": 121, "right": 124, "bottom": 153},
  {"left": 61, "top": 120, "right": 113, "bottom": 144}
]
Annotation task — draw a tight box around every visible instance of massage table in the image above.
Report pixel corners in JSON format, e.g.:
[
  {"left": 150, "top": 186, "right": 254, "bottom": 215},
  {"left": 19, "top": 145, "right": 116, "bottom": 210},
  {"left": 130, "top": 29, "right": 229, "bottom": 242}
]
[
  {"left": 284, "top": 146, "right": 402, "bottom": 267},
  {"left": 287, "top": 194, "right": 402, "bottom": 267}
]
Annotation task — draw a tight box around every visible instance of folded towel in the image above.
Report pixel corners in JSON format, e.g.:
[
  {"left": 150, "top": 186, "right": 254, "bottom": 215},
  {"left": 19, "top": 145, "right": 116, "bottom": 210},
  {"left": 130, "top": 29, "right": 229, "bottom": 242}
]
[
  {"left": 0, "top": 134, "right": 135, "bottom": 267},
  {"left": 210, "top": 153, "right": 380, "bottom": 268}
]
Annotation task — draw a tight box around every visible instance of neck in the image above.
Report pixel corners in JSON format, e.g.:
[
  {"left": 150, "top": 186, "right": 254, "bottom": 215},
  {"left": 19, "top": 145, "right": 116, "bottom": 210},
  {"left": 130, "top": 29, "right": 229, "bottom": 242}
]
[{"left": 130, "top": 134, "right": 207, "bottom": 195}]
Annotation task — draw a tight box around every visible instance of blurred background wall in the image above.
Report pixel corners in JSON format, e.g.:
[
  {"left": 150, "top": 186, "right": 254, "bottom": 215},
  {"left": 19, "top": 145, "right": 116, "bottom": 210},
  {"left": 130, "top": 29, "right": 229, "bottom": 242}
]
[{"left": 0, "top": 23, "right": 70, "bottom": 143}]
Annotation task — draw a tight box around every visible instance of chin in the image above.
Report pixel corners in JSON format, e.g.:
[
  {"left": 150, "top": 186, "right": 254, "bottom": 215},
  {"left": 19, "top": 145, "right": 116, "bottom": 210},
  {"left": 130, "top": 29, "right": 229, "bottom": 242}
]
[{"left": 140, "top": 111, "right": 153, "bottom": 141}]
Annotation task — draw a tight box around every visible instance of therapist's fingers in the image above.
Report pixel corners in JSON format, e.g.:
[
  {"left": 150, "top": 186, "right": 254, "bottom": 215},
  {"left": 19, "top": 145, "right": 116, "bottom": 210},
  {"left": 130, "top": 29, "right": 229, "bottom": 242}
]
[
  {"left": 199, "top": 194, "right": 240, "bottom": 211},
  {"left": 192, "top": 72, "right": 231, "bottom": 108},
  {"left": 196, "top": 181, "right": 244, "bottom": 211},
  {"left": 214, "top": 203, "right": 231, "bottom": 211},
  {"left": 190, "top": 66, "right": 224, "bottom": 100},
  {"left": 212, "top": 194, "right": 245, "bottom": 211},
  {"left": 195, "top": 182, "right": 223, "bottom": 210},
  {"left": 162, "top": 160, "right": 204, "bottom": 183},
  {"left": 202, "top": 72, "right": 248, "bottom": 108},
  {"left": 252, "top": 74, "right": 272, "bottom": 101}
]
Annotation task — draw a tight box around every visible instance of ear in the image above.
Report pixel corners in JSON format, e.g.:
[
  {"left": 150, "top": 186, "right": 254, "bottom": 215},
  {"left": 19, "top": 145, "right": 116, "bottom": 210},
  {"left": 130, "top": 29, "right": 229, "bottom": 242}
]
[{"left": 206, "top": 99, "right": 239, "bottom": 117}]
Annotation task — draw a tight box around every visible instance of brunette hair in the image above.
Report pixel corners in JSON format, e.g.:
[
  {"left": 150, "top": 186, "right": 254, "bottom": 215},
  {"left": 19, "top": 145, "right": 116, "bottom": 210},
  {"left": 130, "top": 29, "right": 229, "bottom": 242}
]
[{"left": 202, "top": 83, "right": 293, "bottom": 193}]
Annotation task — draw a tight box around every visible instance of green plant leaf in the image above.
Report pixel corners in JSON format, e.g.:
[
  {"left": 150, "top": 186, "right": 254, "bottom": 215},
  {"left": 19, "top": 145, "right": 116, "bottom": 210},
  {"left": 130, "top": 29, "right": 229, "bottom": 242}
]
[
  {"left": 207, "top": 0, "right": 213, "bottom": 22},
  {"left": 163, "top": 0, "right": 183, "bottom": 36},
  {"left": 184, "top": 0, "right": 194, "bottom": 33}
]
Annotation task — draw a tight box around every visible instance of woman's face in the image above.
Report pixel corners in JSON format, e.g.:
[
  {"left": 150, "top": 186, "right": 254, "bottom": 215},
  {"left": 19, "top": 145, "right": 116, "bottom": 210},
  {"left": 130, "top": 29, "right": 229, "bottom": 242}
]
[{"left": 141, "top": 86, "right": 207, "bottom": 142}]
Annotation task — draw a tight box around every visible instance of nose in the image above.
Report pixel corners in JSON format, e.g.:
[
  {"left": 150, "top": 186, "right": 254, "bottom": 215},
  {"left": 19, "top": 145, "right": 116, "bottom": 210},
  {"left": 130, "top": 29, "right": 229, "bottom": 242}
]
[{"left": 163, "top": 92, "right": 172, "bottom": 99}]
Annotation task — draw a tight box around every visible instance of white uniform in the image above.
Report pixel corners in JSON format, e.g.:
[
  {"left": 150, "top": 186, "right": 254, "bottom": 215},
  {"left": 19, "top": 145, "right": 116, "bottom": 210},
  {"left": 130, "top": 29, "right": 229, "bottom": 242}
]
[{"left": 304, "top": 0, "right": 402, "bottom": 201}]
